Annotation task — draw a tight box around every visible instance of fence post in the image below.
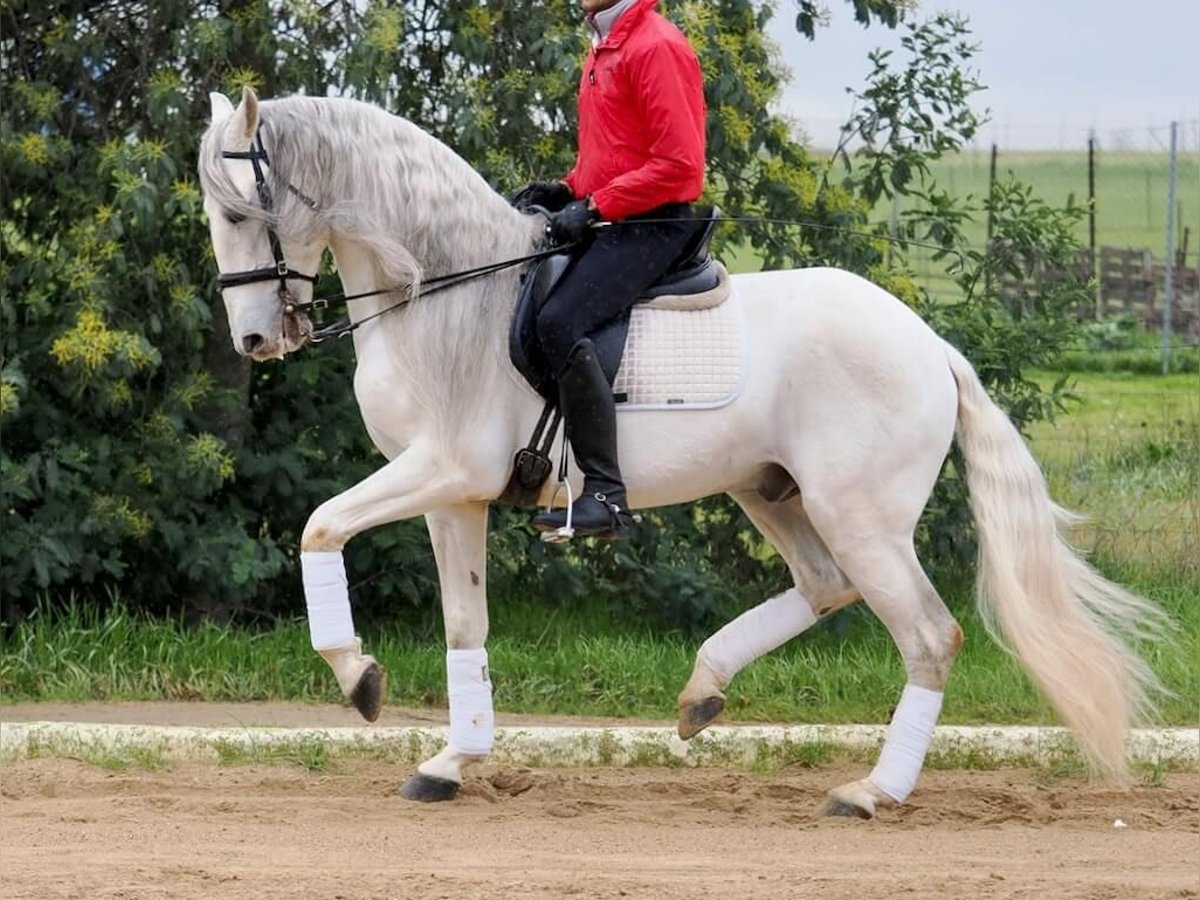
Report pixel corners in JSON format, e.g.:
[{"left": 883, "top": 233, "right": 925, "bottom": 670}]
[
  {"left": 985, "top": 143, "right": 997, "bottom": 294},
  {"left": 1161, "top": 122, "right": 1178, "bottom": 374},
  {"left": 887, "top": 189, "right": 900, "bottom": 267},
  {"left": 1088, "top": 132, "right": 1099, "bottom": 318}
]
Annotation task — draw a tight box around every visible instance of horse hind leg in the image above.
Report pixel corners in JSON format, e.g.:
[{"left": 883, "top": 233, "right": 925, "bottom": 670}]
[
  {"left": 677, "top": 490, "right": 857, "bottom": 739},
  {"left": 814, "top": 534, "right": 963, "bottom": 820}
]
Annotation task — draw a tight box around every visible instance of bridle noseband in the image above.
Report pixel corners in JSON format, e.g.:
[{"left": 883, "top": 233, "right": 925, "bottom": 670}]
[{"left": 217, "top": 127, "right": 321, "bottom": 301}]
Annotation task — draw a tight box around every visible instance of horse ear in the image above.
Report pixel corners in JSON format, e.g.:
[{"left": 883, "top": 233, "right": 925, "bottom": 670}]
[
  {"left": 209, "top": 92, "right": 235, "bottom": 124},
  {"left": 232, "top": 85, "right": 260, "bottom": 141}
]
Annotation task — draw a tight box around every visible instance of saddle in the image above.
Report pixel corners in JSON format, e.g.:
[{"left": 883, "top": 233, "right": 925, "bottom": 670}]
[
  {"left": 502, "top": 206, "right": 730, "bottom": 506},
  {"left": 508, "top": 205, "right": 727, "bottom": 401}
]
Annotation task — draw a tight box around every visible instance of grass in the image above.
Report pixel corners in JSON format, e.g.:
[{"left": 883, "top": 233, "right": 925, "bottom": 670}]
[
  {"left": 1026, "top": 369, "right": 1198, "bottom": 572},
  {"left": 720, "top": 149, "right": 1200, "bottom": 275},
  {"left": 15, "top": 728, "right": 1186, "bottom": 778},
  {"left": 2, "top": 569, "right": 1195, "bottom": 726},
  {"left": 1, "top": 366, "right": 1195, "bottom": 734},
  {"left": 895, "top": 149, "right": 1200, "bottom": 256}
]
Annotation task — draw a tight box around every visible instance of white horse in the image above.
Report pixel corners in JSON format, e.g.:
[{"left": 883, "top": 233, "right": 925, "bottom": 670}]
[{"left": 198, "top": 88, "right": 1164, "bottom": 817}]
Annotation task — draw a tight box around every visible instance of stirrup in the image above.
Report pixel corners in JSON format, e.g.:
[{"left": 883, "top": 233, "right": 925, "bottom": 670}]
[
  {"left": 537, "top": 490, "right": 640, "bottom": 543},
  {"left": 539, "top": 479, "right": 576, "bottom": 544}
]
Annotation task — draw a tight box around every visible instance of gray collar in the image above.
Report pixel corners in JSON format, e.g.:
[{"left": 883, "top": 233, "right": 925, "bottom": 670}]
[{"left": 589, "top": 0, "right": 639, "bottom": 44}]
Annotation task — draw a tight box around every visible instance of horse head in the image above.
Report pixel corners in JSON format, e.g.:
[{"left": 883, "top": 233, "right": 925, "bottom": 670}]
[{"left": 200, "top": 88, "right": 325, "bottom": 360}]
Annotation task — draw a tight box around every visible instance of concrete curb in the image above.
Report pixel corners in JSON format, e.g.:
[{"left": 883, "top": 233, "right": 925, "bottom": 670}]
[{"left": 2, "top": 721, "right": 1196, "bottom": 769}]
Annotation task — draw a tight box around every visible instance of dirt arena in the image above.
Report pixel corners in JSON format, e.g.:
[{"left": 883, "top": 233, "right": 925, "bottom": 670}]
[{"left": 2, "top": 705, "right": 1197, "bottom": 899}]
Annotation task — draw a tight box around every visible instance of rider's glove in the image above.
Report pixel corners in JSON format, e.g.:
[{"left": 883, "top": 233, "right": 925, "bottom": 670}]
[
  {"left": 547, "top": 198, "right": 598, "bottom": 246},
  {"left": 511, "top": 180, "right": 574, "bottom": 212}
]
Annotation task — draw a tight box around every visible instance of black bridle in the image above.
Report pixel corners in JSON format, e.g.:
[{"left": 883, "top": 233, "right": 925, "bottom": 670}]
[
  {"left": 216, "top": 125, "right": 561, "bottom": 343},
  {"left": 217, "top": 128, "right": 322, "bottom": 300}
]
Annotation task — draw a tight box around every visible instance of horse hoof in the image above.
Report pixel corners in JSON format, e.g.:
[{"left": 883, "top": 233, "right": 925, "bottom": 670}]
[
  {"left": 677, "top": 695, "right": 725, "bottom": 740},
  {"left": 350, "top": 662, "right": 387, "bottom": 723},
  {"left": 399, "top": 772, "right": 461, "bottom": 803},
  {"left": 823, "top": 798, "right": 874, "bottom": 820}
]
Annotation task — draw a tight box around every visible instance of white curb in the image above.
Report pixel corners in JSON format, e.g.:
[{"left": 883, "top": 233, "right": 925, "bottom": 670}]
[{"left": 1, "top": 721, "right": 1195, "bottom": 768}]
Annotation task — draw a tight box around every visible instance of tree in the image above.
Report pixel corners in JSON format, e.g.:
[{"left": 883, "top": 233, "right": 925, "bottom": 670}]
[{"left": 1, "top": 1, "right": 1084, "bottom": 633}]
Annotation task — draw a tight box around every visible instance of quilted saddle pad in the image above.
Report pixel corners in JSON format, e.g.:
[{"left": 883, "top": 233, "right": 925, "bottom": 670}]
[{"left": 613, "top": 290, "right": 744, "bottom": 410}]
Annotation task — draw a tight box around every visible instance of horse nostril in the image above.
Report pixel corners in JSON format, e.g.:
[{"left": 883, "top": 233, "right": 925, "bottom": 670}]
[{"left": 242, "top": 333, "right": 266, "bottom": 354}]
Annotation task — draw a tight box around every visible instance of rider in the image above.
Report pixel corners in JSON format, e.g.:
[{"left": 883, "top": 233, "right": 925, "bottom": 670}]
[{"left": 514, "top": 0, "right": 707, "bottom": 539}]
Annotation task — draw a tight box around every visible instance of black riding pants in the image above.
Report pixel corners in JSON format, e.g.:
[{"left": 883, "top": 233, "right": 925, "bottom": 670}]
[{"left": 536, "top": 203, "right": 699, "bottom": 374}]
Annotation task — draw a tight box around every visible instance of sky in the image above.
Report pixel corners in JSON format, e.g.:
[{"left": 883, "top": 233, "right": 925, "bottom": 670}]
[{"left": 764, "top": 0, "right": 1200, "bottom": 151}]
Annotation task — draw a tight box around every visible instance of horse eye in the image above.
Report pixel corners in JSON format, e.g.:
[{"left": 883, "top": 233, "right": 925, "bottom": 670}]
[{"left": 223, "top": 210, "right": 246, "bottom": 226}]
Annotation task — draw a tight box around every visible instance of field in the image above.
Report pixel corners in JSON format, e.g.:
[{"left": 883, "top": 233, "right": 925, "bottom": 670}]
[
  {"left": 912, "top": 149, "right": 1200, "bottom": 254},
  {"left": 724, "top": 149, "right": 1200, "bottom": 276}
]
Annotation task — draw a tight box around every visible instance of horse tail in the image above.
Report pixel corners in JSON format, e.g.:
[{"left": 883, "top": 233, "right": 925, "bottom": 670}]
[{"left": 944, "top": 342, "right": 1168, "bottom": 773}]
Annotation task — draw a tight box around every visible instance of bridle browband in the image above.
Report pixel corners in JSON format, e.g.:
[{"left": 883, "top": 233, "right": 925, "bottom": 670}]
[
  {"left": 217, "top": 127, "right": 322, "bottom": 298},
  {"left": 216, "top": 123, "right": 561, "bottom": 343}
]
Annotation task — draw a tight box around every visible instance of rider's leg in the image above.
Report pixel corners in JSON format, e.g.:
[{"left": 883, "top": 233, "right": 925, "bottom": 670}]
[
  {"left": 534, "top": 336, "right": 629, "bottom": 535},
  {"left": 534, "top": 204, "right": 698, "bottom": 536}
]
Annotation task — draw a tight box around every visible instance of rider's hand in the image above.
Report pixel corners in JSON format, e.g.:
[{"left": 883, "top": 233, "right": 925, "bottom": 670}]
[
  {"left": 511, "top": 180, "right": 574, "bottom": 212},
  {"left": 547, "top": 198, "right": 598, "bottom": 246}
]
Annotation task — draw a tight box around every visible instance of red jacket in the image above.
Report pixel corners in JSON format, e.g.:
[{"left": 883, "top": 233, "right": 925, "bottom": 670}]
[{"left": 563, "top": 0, "right": 707, "bottom": 221}]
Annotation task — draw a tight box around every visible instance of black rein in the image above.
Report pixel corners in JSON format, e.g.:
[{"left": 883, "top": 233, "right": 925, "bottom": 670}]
[{"left": 217, "top": 125, "right": 562, "bottom": 344}]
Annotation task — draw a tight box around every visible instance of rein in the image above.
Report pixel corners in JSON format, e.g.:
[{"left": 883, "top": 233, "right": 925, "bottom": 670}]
[
  {"left": 217, "top": 125, "right": 567, "bottom": 343},
  {"left": 293, "top": 245, "right": 570, "bottom": 343},
  {"left": 218, "top": 123, "right": 968, "bottom": 346}
]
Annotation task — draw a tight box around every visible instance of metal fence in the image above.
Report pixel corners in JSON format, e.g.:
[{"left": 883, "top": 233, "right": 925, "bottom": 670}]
[
  {"left": 892, "top": 121, "right": 1200, "bottom": 356},
  {"left": 1026, "top": 381, "right": 1198, "bottom": 576}
]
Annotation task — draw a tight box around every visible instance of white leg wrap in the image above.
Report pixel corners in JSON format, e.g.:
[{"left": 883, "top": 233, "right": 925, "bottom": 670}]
[
  {"left": 301, "top": 551, "right": 355, "bottom": 651},
  {"left": 447, "top": 648, "right": 494, "bottom": 755},
  {"left": 697, "top": 588, "right": 818, "bottom": 683},
  {"left": 869, "top": 684, "right": 944, "bottom": 803}
]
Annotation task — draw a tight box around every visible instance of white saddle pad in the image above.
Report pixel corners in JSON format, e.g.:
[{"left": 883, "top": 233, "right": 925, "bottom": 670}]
[{"left": 613, "top": 289, "right": 744, "bottom": 410}]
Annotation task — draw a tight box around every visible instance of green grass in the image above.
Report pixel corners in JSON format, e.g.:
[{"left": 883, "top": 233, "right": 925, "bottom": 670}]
[
  {"left": 721, "top": 148, "right": 1200, "bottom": 324},
  {"left": 1027, "top": 369, "right": 1198, "bottom": 573},
  {"left": 2, "top": 572, "right": 1195, "bottom": 726},
  {"left": 720, "top": 150, "right": 1200, "bottom": 275},
  {"left": 2, "top": 367, "right": 1195, "bottom": 731},
  {"left": 896, "top": 149, "right": 1200, "bottom": 256}
]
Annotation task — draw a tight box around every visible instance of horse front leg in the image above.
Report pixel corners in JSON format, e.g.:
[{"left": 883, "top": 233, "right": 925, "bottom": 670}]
[
  {"left": 299, "top": 442, "right": 473, "bottom": 723},
  {"left": 397, "top": 502, "right": 493, "bottom": 803}
]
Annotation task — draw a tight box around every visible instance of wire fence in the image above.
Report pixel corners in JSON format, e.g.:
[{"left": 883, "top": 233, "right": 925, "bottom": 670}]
[
  {"left": 1027, "top": 382, "right": 1198, "bottom": 575},
  {"left": 888, "top": 122, "right": 1200, "bottom": 354}
]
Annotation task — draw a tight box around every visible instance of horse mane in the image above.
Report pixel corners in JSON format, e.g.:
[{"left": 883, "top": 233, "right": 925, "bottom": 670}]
[{"left": 199, "top": 95, "right": 541, "bottom": 444}]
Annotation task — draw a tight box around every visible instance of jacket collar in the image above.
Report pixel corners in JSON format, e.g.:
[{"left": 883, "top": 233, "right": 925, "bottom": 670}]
[
  {"left": 592, "top": 0, "right": 657, "bottom": 49},
  {"left": 589, "top": 0, "right": 638, "bottom": 44}
]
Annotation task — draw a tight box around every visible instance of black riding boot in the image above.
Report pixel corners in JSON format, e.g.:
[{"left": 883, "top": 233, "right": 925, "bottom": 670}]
[{"left": 533, "top": 339, "right": 634, "bottom": 539}]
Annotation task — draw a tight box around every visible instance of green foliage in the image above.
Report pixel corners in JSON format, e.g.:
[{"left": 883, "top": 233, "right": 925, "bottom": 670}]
[
  {"left": 5, "top": 568, "right": 1196, "bottom": 724},
  {"left": 1083, "top": 313, "right": 1142, "bottom": 351},
  {"left": 0, "top": 0, "right": 904, "bottom": 627},
  {"left": 833, "top": 12, "right": 985, "bottom": 205},
  {"left": 2, "top": 1, "right": 1093, "bottom": 633}
]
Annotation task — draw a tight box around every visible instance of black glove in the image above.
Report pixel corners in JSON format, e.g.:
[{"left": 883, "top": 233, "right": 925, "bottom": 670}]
[
  {"left": 511, "top": 180, "right": 574, "bottom": 212},
  {"left": 547, "top": 199, "right": 598, "bottom": 246}
]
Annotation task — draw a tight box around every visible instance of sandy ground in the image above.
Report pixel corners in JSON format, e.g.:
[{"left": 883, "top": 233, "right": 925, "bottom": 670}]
[
  {"left": 1, "top": 704, "right": 1198, "bottom": 899},
  {"left": 0, "top": 700, "right": 667, "bottom": 729}
]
